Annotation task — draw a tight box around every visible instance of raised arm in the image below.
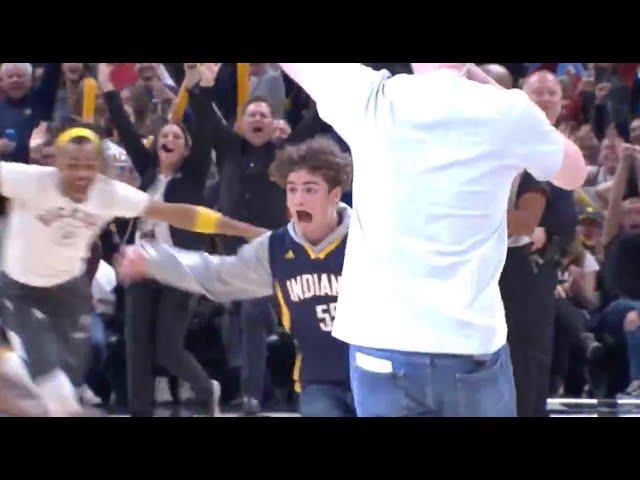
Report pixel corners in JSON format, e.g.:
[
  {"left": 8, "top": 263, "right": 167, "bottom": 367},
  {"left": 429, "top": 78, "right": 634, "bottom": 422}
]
[
  {"left": 279, "top": 63, "right": 387, "bottom": 140},
  {"left": 116, "top": 236, "right": 274, "bottom": 302},
  {"left": 180, "top": 64, "right": 241, "bottom": 161},
  {"left": 286, "top": 104, "right": 333, "bottom": 145},
  {"left": 181, "top": 64, "right": 219, "bottom": 179},
  {"left": 31, "top": 63, "right": 62, "bottom": 121},
  {"left": 591, "top": 100, "right": 611, "bottom": 142},
  {"left": 603, "top": 144, "right": 639, "bottom": 246},
  {"left": 279, "top": 63, "right": 369, "bottom": 103},
  {"left": 98, "top": 63, "right": 153, "bottom": 176}
]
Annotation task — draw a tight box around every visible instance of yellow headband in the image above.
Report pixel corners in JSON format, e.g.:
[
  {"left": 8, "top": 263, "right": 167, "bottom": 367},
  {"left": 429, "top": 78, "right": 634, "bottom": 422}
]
[{"left": 55, "top": 127, "right": 101, "bottom": 147}]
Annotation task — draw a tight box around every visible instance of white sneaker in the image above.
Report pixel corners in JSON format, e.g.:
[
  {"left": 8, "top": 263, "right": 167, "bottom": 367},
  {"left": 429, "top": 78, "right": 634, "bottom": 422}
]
[
  {"left": 77, "top": 384, "right": 101, "bottom": 406},
  {"left": 154, "top": 377, "right": 173, "bottom": 404},
  {"left": 617, "top": 380, "right": 640, "bottom": 400},
  {"left": 211, "top": 380, "right": 221, "bottom": 416}
]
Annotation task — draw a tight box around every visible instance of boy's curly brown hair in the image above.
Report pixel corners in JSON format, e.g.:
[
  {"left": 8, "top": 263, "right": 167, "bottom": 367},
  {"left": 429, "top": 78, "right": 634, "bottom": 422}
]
[{"left": 269, "top": 136, "right": 352, "bottom": 192}]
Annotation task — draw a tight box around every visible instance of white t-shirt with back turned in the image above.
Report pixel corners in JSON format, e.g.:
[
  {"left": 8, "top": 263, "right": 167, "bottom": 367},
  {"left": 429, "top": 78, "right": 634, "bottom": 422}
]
[
  {"left": 310, "top": 65, "right": 565, "bottom": 355},
  {"left": 0, "top": 162, "right": 150, "bottom": 287}
]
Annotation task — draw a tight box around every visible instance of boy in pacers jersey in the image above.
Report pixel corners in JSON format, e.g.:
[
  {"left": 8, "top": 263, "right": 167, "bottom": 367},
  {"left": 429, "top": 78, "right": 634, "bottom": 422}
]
[
  {"left": 0, "top": 126, "right": 265, "bottom": 416},
  {"left": 117, "top": 137, "right": 356, "bottom": 417}
]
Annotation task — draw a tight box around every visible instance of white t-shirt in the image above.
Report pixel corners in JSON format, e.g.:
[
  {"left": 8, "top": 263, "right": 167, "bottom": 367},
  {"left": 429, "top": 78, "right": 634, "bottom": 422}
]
[
  {"left": 0, "top": 162, "right": 150, "bottom": 287},
  {"left": 311, "top": 65, "right": 565, "bottom": 355},
  {"left": 135, "top": 174, "right": 173, "bottom": 246},
  {"left": 92, "top": 260, "right": 117, "bottom": 315},
  {"left": 582, "top": 250, "right": 600, "bottom": 273}
]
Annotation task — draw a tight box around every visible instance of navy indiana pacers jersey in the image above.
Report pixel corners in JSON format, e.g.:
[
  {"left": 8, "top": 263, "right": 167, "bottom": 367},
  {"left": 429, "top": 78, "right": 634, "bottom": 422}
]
[{"left": 268, "top": 226, "right": 349, "bottom": 391}]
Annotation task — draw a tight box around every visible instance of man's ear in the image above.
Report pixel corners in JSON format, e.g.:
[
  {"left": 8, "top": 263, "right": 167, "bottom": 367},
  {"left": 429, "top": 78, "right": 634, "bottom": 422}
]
[{"left": 329, "top": 186, "right": 342, "bottom": 204}]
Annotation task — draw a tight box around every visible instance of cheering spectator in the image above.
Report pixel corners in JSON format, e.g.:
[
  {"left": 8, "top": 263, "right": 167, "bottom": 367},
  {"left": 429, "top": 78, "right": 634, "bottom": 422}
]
[
  {"left": 0, "top": 63, "right": 61, "bottom": 163},
  {"left": 99, "top": 62, "right": 223, "bottom": 417},
  {"left": 203, "top": 72, "right": 343, "bottom": 413},
  {"left": 573, "top": 124, "right": 601, "bottom": 166},
  {"left": 600, "top": 143, "right": 640, "bottom": 399},
  {"left": 591, "top": 64, "right": 633, "bottom": 142},
  {"left": 585, "top": 137, "right": 620, "bottom": 187}
]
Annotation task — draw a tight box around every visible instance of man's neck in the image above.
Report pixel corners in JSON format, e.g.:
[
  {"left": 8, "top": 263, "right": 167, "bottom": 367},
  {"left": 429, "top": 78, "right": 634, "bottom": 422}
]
[
  {"left": 7, "top": 94, "right": 27, "bottom": 105},
  {"left": 66, "top": 79, "right": 81, "bottom": 90},
  {"left": 158, "top": 166, "right": 174, "bottom": 179}
]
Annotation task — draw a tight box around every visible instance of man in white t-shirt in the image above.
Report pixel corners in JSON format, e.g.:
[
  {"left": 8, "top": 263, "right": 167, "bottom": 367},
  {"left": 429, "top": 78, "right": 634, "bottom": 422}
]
[
  {"left": 0, "top": 126, "right": 265, "bottom": 416},
  {"left": 280, "top": 63, "right": 587, "bottom": 416}
]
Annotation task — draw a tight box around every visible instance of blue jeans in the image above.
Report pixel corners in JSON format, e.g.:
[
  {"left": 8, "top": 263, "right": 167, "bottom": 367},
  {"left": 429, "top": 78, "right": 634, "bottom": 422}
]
[
  {"left": 241, "top": 297, "right": 277, "bottom": 401},
  {"left": 626, "top": 327, "right": 640, "bottom": 383},
  {"left": 600, "top": 299, "right": 640, "bottom": 338},
  {"left": 601, "top": 299, "right": 640, "bottom": 385},
  {"left": 349, "top": 344, "right": 516, "bottom": 417},
  {"left": 86, "top": 313, "right": 107, "bottom": 388},
  {"left": 299, "top": 384, "right": 356, "bottom": 417}
]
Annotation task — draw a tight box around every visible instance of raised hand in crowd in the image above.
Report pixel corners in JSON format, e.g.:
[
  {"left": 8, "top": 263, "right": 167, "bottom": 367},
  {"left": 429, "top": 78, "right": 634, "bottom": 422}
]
[
  {"left": 272, "top": 119, "right": 292, "bottom": 141},
  {"left": 97, "top": 63, "right": 115, "bottom": 93},
  {"left": 595, "top": 82, "right": 612, "bottom": 105},
  {"left": 151, "top": 77, "right": 175, "bottom": 102},
  {"left": 198, "top": 63, "right": 221, "bottom": 88}
]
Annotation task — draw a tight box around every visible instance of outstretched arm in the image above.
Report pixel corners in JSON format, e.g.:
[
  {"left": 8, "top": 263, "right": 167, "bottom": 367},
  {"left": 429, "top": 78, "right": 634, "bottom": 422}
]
[
  {"left": 105, "top": 179, "right": 267, "bottom": 241},
  {"left": 116, "top": 235, "right": 273, "bottom": 302},
  {"left": 143, "top": 201, "right": 267, "bottom": 241}
]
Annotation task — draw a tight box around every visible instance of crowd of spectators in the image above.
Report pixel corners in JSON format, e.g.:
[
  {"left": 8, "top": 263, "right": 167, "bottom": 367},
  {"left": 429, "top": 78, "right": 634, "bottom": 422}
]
[{"left": 1, "top": 62, "right": 639, "bottom": 415}]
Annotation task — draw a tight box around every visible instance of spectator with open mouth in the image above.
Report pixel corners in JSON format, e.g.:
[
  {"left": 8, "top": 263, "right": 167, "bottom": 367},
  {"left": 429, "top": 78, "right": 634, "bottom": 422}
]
[
  {"left": 116, "top": 137, "right": 356, "bottom": 417},
  {"left": 99, "top": 63, "right": 265, "bottom": 417},
  {"left": 202, "top": 75, "right": 344, "bottom": 414}
]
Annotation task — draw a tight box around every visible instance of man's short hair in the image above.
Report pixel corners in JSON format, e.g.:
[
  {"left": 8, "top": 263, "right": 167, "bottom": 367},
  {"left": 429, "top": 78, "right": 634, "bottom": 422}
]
[
  {"left": 241, "top": 96, "right": 274, "bottom": 116},
  {"left": 0, "top": 63, "right": 33, "bottom": 78},
  {"left": 522, "top": 69, "right": 560, "bottom": 90},
  {"left": 270, "top": 136, "right": 353, "bottom": 192}
]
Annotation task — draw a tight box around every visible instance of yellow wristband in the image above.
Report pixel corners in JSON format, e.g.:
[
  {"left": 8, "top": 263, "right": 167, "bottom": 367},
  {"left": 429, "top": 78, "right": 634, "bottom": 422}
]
[{"left": 193, "top": 206, "right": 222, "bottom": 234}]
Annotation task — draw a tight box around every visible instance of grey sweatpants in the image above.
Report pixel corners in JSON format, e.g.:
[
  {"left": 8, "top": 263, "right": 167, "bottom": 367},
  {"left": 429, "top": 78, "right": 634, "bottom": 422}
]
[{"left": 1, "top": 273, "right": 92, "bottom": 386}]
